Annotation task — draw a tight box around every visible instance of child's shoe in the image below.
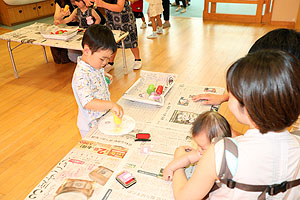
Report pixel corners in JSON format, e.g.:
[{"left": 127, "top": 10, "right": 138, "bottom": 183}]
[
  {"left": 171, "top": 2, "right": 177, "bottom": 6},
  {"left": 176, "top": 7, "right": 181, "bottom": 12},
  {"left": 157, "top": 27, "right": 163, "bottom": 34},
  {"left": 140, "top": 22, "right": 147, "bottom": 29},
  {"left": 147, "top": 32, "right": 158, "bottom": 39},
  {"left": 180, "top": 8, "right": 186, "bottom": 13},
  {"left": 133, "top": 60, "right": 142, "bottom": 70}
]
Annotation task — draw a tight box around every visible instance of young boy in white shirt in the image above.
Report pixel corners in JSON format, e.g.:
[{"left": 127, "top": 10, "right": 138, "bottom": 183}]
[{"left": 72, "top": 24, "right": 123, "bottom": 138}]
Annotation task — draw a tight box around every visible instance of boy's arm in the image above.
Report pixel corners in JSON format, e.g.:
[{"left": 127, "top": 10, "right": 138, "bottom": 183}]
[
  {"left": 91, "top": 9, "right": 101, "bottom": 24},
  {"left": 84, "top": 99, "right": 124, "bottom": 118}
]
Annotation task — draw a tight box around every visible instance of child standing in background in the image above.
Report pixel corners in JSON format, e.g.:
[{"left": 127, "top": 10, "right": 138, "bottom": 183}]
[
  {"left": 146, "top": 0, "right": 164, "bottom": 39},
  {"left": 57, "top": 0, "right": 101, "bottom": 63},
  {"left": 163, "top": 111, "right": 231, "bottom": 181},
  {"left": 59, "top": 0, "right": 101, "bottom": 28},
  {"left": 130, "top": 0, "right": 147, "bottom": 29},
  {"left": 72, "top": 24, "right": 124, "bottom": 138}
]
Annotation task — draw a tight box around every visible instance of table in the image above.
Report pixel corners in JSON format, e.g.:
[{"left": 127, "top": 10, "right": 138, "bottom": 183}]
[
  {"left": 0, "top": 22, "right": 129, "bottom": 78},
  {"left": 24, "top": 71, "right": 225, "bottom": 200}
]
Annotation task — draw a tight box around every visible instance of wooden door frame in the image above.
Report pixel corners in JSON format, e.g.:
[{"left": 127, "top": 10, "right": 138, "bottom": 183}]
[
  {"left": 203, "top": 0, "right": 274, "bottom": 24},
  {"left": 296, "top": 0, "right": 300, "bottom": 30}
]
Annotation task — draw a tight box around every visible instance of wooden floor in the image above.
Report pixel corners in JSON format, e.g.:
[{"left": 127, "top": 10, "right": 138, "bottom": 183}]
[{"left": 0, "top": 18, "right": 289, "bottom": 200}]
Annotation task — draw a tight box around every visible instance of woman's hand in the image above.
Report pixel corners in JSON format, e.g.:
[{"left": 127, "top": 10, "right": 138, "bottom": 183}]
[
  {"left": 83, "top": 0, "right": 95, "bottom": 6},
  {"left": 192, "top": 93, "right": 229, "bottom": 105},
  {"left": 163, "top": 166, "right": 175, "bottom": 181}
]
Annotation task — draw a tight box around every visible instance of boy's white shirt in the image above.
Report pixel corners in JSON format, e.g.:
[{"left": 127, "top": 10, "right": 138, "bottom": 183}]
[{"left": 72, "top": 57, "right": 111, "bottom": 132}]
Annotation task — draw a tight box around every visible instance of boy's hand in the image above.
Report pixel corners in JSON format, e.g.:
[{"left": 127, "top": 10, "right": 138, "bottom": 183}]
[
  {"left": 104, "top": 72, "right": 113, "bottom": 85},
  {"left": 111, "top": 103, "right": 123, "bottom": 119}
]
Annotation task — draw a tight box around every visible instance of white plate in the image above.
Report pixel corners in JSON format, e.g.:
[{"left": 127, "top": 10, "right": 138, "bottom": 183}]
[
  {"left": 98, "top": 115, "right": 135, "bottom": 136},
  {"left": 41, "top": 29, "right": 78, "bottom": 41}
]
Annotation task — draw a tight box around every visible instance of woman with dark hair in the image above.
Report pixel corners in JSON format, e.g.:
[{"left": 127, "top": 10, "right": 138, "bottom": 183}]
[
  {"left": 169, "top": 50, "right": 300, "bottom": 199},
  {"left": 192, "top": 28, "right": 300, "bottom": 106}
]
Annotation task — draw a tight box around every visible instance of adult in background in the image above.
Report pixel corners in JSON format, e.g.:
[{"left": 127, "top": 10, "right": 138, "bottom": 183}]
[
  {"left": 85, "top": 0, "right": 142, "bottom": 72},
  {"left": 192, "top": 28, "right": 300, "bottom": 135},
  {"left": 192, "top": 28, "right": 300, "bottom": 106},
  {"left": 162, "top": 0, "right": 171, "bottom": 28}
]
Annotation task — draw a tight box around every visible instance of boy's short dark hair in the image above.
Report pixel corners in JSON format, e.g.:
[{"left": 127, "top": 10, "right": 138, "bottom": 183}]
[
  {"left": 191, "top": 111, "right": 231, "bottom": 141},
  {"left": 249, "top": 28, "right": 300, "bottom": 61},
  {"left": 226, "top": 49, "right": 300, "bottom": 133},
  {"left": 82, "top": 24, "right": 117, "bottom": 54}
]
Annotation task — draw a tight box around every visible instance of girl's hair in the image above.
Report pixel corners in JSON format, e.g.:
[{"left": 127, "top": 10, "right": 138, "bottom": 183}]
[
  {"left": 226, "top": 49, "right": 300, "bottom": 133},
  {"left": 191, "top": 111, "right": 231, "bottom": 141},
  {"left": 82, "top": 24, "right": 117, "bottom": 54}
]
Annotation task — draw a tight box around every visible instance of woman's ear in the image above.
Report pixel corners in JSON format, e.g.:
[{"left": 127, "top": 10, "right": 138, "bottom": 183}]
[{"left": 82, "top": 44, "right": 91, "bottom": 56}]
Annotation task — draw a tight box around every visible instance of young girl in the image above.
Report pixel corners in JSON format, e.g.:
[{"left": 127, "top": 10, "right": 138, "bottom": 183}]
[
  {"left": 56, "top": 0, "right": 101, "bottom": 62},
  {"left": 169, "top": 50, "right": 300, "bottom": 199},
  {"left": 59, "top": 0, "right": 101, "bottom": 28},
  {"left": 146, "top": 0, "right": 164, "bottom": 39},
  {"left": 163, "top": 111, "right": 231, "bottom": 181}
]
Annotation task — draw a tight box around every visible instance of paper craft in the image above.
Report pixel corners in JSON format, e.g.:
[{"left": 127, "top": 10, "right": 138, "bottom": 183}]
[
  {"left": 122, "top": 70, "right": 177, "bottom": 106},
  {"left": 54, "top": 179, "right": 94, "bottom": 200},
  {"left": 98, "top": 115, "right": 135, "bottom": 136}
]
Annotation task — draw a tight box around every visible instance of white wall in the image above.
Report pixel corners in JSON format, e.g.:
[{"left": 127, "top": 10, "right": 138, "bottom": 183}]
[{"left": 272, "top": 0, "right": 300, "bottom": 22}]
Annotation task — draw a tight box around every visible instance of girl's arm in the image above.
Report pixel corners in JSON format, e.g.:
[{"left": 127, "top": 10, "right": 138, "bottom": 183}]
[
  {"left": 59, "top": 9, "right": 78, "bottom": 24},
  {"left": 54, "top": 3, "right": 71, "bottom": 24},
  {"left": 96, "top": 0, "right": 125, "bottom": 12},
  {"left": 172, "top": 144, "right": 218, "bottom": 200},
  {"left": 91, "top": 9, "right": 101, "bottom": 24}
]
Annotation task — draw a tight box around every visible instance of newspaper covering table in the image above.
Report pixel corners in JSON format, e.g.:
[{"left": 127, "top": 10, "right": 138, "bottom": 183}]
[
  {"left": 0, "top": 22, "right": 127, "bottom": 50},
  {"left": 0, "top": 22, "right": 129, "bottom": 78},
  {"left": 25, "top": 72, "right": 225, "bottom": 200}
]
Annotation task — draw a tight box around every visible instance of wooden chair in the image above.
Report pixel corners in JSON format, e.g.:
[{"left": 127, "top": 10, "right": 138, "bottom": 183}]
[{"left": 203, "top": 0, "right": 273, "bottom": 24}]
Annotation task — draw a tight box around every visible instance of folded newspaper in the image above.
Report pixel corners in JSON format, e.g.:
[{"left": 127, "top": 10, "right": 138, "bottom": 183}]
[{"left": 122, "top": 70, "right": 178, "bottom": 106}]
